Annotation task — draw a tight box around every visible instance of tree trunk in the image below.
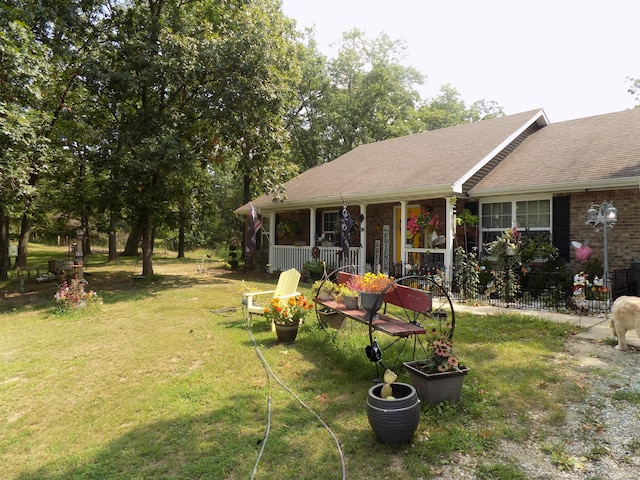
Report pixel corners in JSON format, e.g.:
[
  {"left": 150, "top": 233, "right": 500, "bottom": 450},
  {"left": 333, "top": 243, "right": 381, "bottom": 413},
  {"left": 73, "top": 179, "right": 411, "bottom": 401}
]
[
  {"left": 15, "top": 213, "right": 30, "bottom": 269},
  {"left": 81, "top": 214, "right": 91, "bottom": 256},
  {"left": 141, "top": 217, "right": 154, "bottom": 276},
  {"left": 177, "top": 223, "right": 185, "bottom": 258},
  {"left": 108, "top": 213, "right": 118, "bottom": 262},
  {"left": 122, "top": 223, "right": 141, "bottom": 257},
  {"left": 0, "top": 205, "right": 8, "bottom": 280}
]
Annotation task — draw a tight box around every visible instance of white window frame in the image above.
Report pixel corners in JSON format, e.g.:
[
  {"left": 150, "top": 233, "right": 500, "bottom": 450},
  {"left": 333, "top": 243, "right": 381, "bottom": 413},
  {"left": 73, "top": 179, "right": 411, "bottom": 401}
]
[
  {"left": 322, "top": 210, "right": 340, "bottom": 244},
  {"left": 480, "top": 195, "right": 552, "bottom": 249}
]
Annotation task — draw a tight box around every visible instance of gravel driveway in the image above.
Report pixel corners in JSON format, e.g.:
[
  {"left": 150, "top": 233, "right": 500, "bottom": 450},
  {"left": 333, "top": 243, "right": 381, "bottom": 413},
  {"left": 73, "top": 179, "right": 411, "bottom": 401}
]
[{"left": 438, "top": 336, "right": 640, "bottom": 479}]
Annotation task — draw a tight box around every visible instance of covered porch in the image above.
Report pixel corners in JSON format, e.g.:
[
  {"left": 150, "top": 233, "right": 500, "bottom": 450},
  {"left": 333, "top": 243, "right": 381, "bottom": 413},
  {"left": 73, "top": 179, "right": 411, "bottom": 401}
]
[{"left": 256, "top": 198, "right": 457, "bottom": 283}]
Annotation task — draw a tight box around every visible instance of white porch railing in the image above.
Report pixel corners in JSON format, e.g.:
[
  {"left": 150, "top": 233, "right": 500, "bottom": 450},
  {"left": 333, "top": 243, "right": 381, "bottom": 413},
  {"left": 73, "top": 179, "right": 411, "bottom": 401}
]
[{"left": 271, "top": 245, "right": 361, "bottom": 273}]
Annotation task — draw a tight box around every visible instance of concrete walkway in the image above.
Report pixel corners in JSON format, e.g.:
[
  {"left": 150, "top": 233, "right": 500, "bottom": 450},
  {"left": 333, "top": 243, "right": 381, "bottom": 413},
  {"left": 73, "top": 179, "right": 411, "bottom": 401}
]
[{"left": 452, "top": 301, "right": 640, "bottom": 349}]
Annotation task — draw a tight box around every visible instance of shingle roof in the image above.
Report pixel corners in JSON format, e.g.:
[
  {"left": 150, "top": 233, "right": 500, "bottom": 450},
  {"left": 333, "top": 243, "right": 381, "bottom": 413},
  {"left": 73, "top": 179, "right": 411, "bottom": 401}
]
[
  {"left": 470, "top": 108, "right": 640, "bottom": 196},
  {"left": 241, "top": 109, "right": 546, "bottom": 213}
]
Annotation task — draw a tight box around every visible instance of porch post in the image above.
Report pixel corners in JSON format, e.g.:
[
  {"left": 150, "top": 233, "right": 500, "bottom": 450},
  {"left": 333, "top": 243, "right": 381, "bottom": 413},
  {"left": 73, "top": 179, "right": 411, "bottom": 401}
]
[
  {"left": 400, "top": 201, "right": 407, "bottom": 271},
  {"left": 309, "top": 208, "right": 317, "bottom": 246},
  {"left": 359, "top": 204, "right": 367, "bottom": 269},
  {"left": 445, "top": 197, "right": 455, "bottom": 289},
  {"left": 268, "top": 211, "right": 276, "bottom": 273}
]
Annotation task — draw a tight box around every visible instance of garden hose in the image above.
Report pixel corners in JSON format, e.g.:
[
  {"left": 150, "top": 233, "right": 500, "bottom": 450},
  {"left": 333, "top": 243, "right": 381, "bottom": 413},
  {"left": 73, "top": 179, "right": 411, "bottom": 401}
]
[{"left": 244, "top": 324, "right": 346, "bottom": 480}]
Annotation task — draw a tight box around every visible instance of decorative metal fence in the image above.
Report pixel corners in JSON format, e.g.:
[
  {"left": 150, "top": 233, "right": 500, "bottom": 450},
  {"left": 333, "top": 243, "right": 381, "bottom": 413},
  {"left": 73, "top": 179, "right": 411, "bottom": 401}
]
[{"left": 390, "top": 263, "right": 640, "bottom": 312}]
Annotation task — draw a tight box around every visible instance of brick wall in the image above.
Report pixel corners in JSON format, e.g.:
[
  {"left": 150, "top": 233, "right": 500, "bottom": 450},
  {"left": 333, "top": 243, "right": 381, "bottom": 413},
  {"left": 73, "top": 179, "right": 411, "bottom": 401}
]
[{"left": 569, "top": 189, "right": 640, "bottom": 273}]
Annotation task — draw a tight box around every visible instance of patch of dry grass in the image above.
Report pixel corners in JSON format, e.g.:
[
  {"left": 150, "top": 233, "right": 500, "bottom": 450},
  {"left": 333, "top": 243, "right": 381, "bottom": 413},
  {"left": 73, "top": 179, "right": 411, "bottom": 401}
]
[{"left": 0, "top": 244, "right": 582, "bottom": 479}]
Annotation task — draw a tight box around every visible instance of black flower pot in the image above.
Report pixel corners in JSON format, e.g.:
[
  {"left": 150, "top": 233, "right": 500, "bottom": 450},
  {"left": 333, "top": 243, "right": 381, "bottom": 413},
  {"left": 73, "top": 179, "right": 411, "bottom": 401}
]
[
  {"left": 403, "top": 361, "right": 469, "bottom": 405},
  {"left": 366, "top": 382, "right": 421, "bottom": 444}
]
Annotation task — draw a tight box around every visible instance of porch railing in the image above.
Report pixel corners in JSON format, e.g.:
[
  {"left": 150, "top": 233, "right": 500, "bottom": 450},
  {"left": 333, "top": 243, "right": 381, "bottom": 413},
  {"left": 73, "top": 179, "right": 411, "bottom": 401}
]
[{"left": 272, "top": 245, "right": 360, "bottom": 273}]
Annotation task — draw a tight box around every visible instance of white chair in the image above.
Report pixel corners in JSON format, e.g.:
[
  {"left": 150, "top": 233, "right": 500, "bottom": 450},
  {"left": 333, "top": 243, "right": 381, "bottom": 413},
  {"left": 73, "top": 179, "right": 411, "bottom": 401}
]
[{"left": 242, "top": 268, "right": 301, "bottom": 329}]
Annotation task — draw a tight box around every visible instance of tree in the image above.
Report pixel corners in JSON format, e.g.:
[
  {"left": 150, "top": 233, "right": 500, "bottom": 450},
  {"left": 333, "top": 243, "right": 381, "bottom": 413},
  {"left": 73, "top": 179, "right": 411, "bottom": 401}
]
[
  {"left": 416, "top": 84, "right": 504, "bottom": 131},
  {"left": 209, "top": 0, "right": 302, "bottom": 205},
  {"left": 285, "top": 29, "right": 332, "bottom": 170},
  {"left": 321, "top": 29, "right": 425, "bottom": 160},
  {"left": 0, "top": 0, "right": 101, "bottom": 271},
  {"left": 0, "top": 19, "right": 53, "bottom": 277},
  {"left": 81, "top": 0, "right": 301, "bottom": 274},
  {"left": 627, "top": 76, "right": 640, "bottom": 105}
]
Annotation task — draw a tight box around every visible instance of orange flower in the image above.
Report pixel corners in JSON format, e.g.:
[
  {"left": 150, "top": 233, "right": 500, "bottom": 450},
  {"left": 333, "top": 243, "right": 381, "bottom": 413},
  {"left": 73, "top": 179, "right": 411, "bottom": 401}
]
[{"left": 262, "top": 294, "right": 314, "bottom": 325}]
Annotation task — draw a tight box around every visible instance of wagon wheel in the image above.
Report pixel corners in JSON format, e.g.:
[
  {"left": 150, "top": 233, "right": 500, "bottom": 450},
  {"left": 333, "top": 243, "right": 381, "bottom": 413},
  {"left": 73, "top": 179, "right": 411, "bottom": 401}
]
[{"left": 365, "top": 274, "right": 455, "bottom": 375}]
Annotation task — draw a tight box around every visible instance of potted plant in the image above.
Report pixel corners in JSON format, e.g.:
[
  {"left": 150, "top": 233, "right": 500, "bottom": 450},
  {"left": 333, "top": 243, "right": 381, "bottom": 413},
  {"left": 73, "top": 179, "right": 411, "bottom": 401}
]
[
  {"left": 366, "top": 369, "right": 421, "bottom": 444},
  {"left": 346, "top": 272, "right": 395, "bottom": 318},
  {"left": 304, "top": 260, "right": 326, "bottom": 281},
  {"left": 403, "top": 324, "right": 469, "bottom": 404},
  {"left": 520, "top": 232, "right": 558, "bottom": 265},
  {"left": 312, "top": 279, "right": 338, "bottom": 300},
  {"left": 263, "top": 294, "right": 314, "bottom": 343},
  {"left": 488, "top": 226, "right": 522, "bottom": 260},
  {"left": 335, "top": 283, "right": 359, "bottom": 310}
]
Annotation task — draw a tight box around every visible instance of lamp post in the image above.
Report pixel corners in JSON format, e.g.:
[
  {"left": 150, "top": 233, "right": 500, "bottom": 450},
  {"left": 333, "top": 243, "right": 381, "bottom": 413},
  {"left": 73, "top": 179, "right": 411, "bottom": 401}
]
[{"left": 585, "top": 201, "right": 617, "bottom": 288}]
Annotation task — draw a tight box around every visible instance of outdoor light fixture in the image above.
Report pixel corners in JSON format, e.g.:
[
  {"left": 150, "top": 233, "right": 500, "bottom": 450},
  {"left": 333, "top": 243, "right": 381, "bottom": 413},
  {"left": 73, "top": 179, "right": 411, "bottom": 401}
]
[{"left": 585, "top": 201, "right": 617, "bottom": 287}]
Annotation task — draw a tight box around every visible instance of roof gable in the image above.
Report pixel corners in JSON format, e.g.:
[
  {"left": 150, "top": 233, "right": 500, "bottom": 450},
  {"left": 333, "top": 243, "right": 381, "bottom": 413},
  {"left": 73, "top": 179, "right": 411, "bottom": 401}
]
[{"left": 470, "top": 108, "right": 640, "bottom": 196}]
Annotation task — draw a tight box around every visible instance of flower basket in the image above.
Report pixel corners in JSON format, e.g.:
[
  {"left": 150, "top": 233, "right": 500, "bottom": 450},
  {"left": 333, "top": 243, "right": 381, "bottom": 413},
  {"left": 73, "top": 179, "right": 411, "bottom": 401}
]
[
  {"left": 403, "top": 361, "right": 469, "bottom": 404},
  {"left": 317, "top": 309, "right": 346, "bottom": 329},
  {"left": 263, "top": 295, "right": 314, "bottom": 340}
]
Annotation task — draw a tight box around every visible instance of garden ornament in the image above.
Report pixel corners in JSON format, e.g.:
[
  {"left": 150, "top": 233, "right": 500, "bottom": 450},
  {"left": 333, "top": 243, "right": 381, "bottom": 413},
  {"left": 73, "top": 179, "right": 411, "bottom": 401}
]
[{"left": 572, "top": 241, "right": 593, "bottom": 263}]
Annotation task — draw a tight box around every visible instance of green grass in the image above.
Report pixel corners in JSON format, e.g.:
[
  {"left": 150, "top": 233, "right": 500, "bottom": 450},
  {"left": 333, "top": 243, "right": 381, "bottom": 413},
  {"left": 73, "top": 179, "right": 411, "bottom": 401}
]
[{"left": 0, "top": 244, "right": 584, "bottom": 479}]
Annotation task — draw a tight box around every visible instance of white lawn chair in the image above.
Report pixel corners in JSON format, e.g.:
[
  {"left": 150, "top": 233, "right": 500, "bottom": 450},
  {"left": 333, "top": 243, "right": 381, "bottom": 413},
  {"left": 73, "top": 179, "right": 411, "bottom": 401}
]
[{"left": 242, "top": 268, "right": 301, "bottom": 329}]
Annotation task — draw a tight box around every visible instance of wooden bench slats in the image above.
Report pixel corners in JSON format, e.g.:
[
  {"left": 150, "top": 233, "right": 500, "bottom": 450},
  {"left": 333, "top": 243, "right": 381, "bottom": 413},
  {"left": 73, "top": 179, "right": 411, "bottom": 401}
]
[{"left": 317, "top": 299, "right": 426, "bottom": 336}]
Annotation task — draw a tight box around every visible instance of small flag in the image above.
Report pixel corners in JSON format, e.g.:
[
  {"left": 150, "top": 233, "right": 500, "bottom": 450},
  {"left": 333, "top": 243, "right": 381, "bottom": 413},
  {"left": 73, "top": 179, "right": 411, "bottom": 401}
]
[
  {"left": 340, "top": 204, "right": 354, "bottom": 261},
  {"left": 246, "top": 203, "right": 262, "bottom": 253}
]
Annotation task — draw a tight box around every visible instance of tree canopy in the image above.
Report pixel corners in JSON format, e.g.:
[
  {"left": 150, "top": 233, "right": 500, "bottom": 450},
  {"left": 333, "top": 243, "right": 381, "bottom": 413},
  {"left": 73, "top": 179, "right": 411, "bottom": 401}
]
[{"left": 0, "top": 0, "right": 509, "bottom": 278}]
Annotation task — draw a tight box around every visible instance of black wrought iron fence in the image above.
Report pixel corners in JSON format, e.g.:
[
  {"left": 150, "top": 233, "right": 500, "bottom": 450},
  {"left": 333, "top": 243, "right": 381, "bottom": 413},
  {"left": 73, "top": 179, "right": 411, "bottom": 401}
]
[{"left": 390, "top": 262, "right": 639, "bottom": 312}]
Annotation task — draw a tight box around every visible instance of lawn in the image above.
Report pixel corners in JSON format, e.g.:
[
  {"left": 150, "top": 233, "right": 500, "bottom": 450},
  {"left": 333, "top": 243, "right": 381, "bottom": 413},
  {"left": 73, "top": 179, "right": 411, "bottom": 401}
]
[{"left": 0, "top": 245, "right": 582, "bottom": 479}]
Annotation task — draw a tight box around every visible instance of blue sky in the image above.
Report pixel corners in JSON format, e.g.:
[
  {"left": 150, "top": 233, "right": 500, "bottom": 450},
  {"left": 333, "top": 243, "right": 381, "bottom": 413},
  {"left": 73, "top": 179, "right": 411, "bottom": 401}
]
[{"left": 281, "top": 0, "right": 639, "bottom": 122}]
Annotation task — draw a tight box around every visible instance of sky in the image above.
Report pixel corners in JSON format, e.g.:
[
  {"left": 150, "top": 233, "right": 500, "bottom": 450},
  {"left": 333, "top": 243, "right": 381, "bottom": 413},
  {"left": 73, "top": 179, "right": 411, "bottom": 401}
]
[{"left": 280, "top": 0, "right": 639, "bottom": 122}]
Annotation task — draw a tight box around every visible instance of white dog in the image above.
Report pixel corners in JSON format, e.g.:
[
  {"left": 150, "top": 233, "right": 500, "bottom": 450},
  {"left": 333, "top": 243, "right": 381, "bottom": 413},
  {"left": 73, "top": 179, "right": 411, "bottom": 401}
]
[{"left": 610, "top": 296, "right": 640, "bottom": 351}]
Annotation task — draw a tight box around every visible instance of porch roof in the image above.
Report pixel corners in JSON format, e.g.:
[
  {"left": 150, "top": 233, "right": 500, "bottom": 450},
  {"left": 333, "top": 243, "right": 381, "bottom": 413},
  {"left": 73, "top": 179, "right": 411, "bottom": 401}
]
[
  {"left": 470, "top": 107, "right": 640, "bottom": 196},
  {"left": 237, "top": 109, "right": 547, "bottom": 214}
]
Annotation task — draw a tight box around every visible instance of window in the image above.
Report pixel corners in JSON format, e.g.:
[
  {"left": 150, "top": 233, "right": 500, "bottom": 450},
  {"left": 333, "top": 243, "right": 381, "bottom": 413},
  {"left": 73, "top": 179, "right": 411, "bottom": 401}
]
[
  {"left": 516, "top": 200, "right": 550, "bottom": 229},
  {"left": 481, "top": 199, "right": 551, "bottom": 249},
  {"left": 481, "top": 202, "right": 511, "bottom": 230},
  {"left": 322, "top": 211, "right": 340, "bottom": 244}
]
